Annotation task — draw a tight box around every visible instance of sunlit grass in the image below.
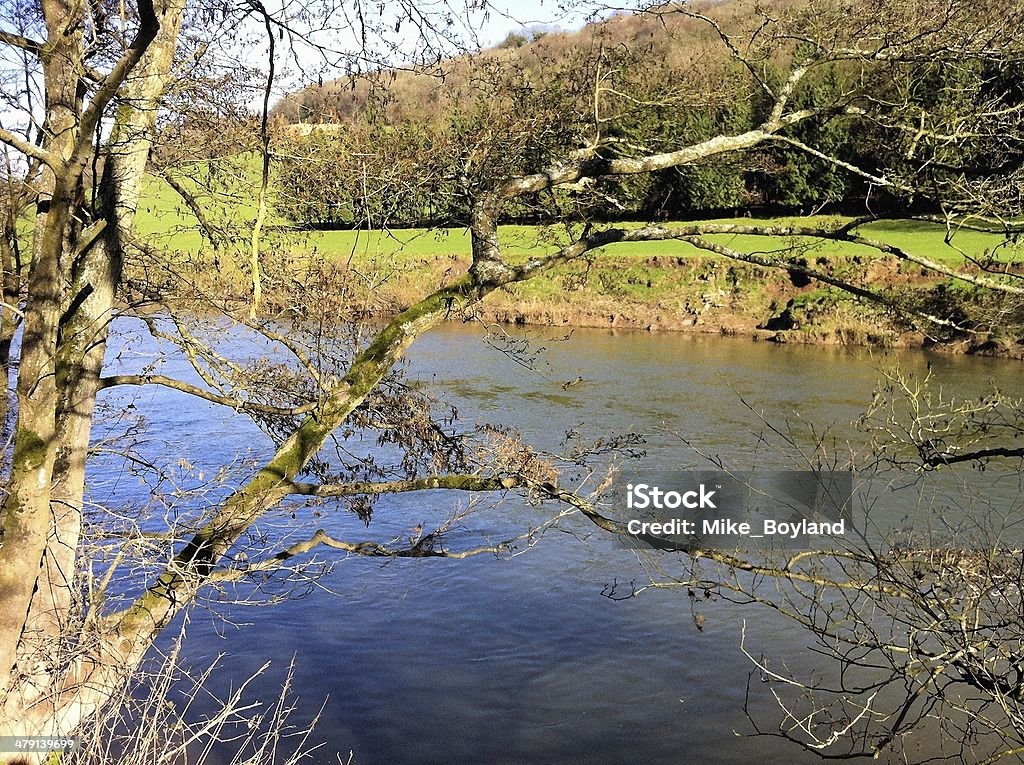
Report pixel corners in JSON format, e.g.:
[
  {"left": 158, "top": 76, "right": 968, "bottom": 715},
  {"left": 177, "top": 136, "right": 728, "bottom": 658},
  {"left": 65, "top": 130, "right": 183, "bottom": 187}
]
[{"left": 135, "top": 170, "right": 1014, "bottom": 270}]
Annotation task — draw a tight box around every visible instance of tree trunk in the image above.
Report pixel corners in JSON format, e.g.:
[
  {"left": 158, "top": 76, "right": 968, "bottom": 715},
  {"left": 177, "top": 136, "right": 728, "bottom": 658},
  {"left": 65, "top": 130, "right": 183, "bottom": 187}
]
[
  {"left": 0, "top": 0, "right": 182, "bottom": 750},
  {"left": 0, "top": 0, "right": 85, "bottom": 697},
  {"left": 46, "top": 0, "right": 186, "bottom": 645}
]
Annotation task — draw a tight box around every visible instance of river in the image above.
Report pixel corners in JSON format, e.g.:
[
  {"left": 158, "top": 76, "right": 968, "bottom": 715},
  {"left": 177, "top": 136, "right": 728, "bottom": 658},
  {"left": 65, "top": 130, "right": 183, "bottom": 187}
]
[{"left": 90, "top": 322, "right": 1023, "bottom": 764}]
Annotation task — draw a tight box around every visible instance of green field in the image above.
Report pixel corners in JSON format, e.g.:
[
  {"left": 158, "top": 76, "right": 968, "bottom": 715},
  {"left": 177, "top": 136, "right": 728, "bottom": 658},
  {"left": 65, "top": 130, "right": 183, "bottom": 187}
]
[
  {"left": 137, "top": 172, "right": 1015, "bottom": 268},
  {"left": 126, "top": 169, "right": 1024, "bottom": 342}
]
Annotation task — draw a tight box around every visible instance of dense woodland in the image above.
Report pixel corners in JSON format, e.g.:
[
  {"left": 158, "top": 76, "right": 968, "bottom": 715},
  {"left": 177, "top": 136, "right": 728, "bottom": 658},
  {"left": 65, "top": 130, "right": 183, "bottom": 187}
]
[{"left": 267, "top": 7, "right": 1024, "bottom": 227}]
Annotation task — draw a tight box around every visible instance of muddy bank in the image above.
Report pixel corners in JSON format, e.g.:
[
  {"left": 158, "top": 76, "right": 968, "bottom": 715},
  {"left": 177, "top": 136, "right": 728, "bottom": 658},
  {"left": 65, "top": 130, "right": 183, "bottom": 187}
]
[
  {"left": 153, "top": 251, "right": 1024, "bottom": 359},
  {"left": 472, "top": 298, "right": 1024, "bottom": 359},
  {"left": 456, "top": 255, "right": 1024, "bottom": 359}
]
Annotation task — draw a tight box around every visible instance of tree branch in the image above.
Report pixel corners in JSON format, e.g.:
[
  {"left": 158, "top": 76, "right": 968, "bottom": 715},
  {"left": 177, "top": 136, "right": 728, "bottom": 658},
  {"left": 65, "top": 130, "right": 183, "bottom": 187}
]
[
  {"left": 158, "top": 170, "right": 229, "bottom": 250},
  {"left": 98, "top": 373, "right": 318, "bottom": 416},
  {"left": 616, "top": 222, "right": 1024, "bottom": 297},
  {"left": 106, "top": 278, "right": 476, "bottom": 640},
  {"left": 207, "top": 527, "right": 515, "bottom": 583},
  {"left": 922, "top": 446, "right": 1024, "bottom": 467},
  {"left": 0, "top": 125, "right": 56, "bottom": 169},
  {"left": 770, "top": 134, "right": 908, "bottom": 191},
  {"left": 496, "top": 123, "right": 805, "bottom": 199},
  {"left": 284, "top": 475, "right": 523, "bottom": 497},
  {"left": 0, "top": 29, "right": 43, "bottom": 55}
]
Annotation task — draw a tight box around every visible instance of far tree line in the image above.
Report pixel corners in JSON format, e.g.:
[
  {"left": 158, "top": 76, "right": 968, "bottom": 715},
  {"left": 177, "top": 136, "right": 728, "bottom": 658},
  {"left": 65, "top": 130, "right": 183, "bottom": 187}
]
[{"left": 264, "top": 12, "right": 1024, "bottom": 229}]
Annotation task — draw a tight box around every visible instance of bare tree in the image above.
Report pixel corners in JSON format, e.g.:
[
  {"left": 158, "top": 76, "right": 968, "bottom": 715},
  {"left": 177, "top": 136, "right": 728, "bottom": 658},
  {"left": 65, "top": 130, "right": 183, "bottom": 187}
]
[{"left": 589, "top": 377, "right": 1024, "bottom": 763}]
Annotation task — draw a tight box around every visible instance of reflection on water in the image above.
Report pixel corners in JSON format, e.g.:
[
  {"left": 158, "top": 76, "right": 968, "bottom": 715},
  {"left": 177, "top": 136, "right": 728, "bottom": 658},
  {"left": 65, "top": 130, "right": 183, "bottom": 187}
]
[{"left": 92, "top": 322, "right": 1022, "bottom": 764}]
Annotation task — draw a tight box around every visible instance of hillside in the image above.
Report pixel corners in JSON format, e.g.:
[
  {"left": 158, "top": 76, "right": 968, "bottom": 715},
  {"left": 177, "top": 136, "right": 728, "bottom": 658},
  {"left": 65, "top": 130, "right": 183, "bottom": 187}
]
[
  {"left": 272, "top": 4, "right": 743, "bottom": 125},
  {"left": 265, "top": 0, "right": 939, "bottom": 231}
]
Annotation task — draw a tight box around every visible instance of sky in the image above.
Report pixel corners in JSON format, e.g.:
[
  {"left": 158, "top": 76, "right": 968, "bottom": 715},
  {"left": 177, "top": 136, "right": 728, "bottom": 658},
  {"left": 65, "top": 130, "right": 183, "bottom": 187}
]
[
  {"left": 248, "top": 0, "right": 600, "bottom": 109},
  {"left": 475, "top": 0, "right": 592, "bottom": 46},
  {"left": 0, "top": 0, "right": 604, "bottom": 145}
]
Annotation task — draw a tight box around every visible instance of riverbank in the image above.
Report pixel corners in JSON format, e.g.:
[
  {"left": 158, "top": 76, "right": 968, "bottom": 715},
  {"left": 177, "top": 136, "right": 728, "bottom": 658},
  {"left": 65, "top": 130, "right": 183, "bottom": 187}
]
[
  {"left": 463, "top": 255, "right": 1022, "bottom": 358},
  {"left": 149, "top": 246, "right": 1024, "bottom": 359},
  {"left": 133, "top": 203, "right": 1023, "bottom": 357}
]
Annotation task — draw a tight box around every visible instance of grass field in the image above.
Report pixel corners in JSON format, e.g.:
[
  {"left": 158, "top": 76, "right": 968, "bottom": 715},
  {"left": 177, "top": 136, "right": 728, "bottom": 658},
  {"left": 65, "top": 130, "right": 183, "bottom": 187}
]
[
  {"left": 137, "top": 172, "right": 1015, "bottom": 268},
  {"left": 131, "top": 168, "right": 1024, "bottom": 344}
]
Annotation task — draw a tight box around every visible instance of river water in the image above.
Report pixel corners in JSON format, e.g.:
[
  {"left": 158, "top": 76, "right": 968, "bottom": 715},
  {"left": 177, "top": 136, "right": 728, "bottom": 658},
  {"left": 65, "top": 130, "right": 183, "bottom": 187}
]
[{"left": 90, "top": 322, "right": 1023, "bottom": 764}]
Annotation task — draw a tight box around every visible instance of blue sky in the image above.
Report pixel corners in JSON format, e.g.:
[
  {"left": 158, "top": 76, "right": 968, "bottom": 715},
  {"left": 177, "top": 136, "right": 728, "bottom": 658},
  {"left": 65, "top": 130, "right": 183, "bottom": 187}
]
[
  {"left": 251, "top": 0, "right": 603, "bottom": 110},
  {"left": 476, "top": 0, "right": 593, "bottom": 46}
]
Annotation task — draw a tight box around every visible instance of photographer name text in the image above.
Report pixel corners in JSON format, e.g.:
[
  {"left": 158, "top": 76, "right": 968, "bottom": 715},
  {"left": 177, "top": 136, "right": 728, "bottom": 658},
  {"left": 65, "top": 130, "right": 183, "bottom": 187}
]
[
  {"left": 624, "top": 482, "right": 845, "bottom": 539},
  {"left": 625, "top": 517, "right": 845, "bottom": 539}
]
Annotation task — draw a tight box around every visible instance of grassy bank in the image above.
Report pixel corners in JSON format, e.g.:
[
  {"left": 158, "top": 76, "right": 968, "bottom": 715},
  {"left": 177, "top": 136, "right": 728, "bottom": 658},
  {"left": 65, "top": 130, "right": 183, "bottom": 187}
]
[
  {"left": 138, "top": 169, "right": 1007, "bottom": 265},
  {"left": 136, "top": 172, "right": 1023, "bottom": 354}
]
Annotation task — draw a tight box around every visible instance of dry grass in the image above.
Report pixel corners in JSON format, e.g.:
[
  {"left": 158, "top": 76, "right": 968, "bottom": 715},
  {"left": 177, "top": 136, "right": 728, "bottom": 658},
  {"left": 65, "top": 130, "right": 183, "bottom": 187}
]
[{"left": 66, "top": 619, "right": 333, "bottom": 765}]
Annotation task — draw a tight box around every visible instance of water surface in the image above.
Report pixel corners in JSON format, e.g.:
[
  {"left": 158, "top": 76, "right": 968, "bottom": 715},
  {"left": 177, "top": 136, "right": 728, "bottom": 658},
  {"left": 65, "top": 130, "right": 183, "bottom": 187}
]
[{"left": 92, "top": 323, "right": 1022, "bottom": 763}]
